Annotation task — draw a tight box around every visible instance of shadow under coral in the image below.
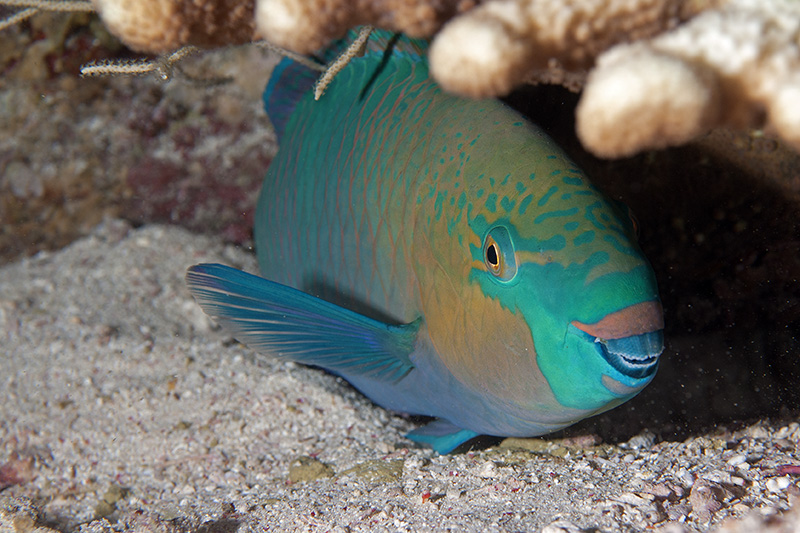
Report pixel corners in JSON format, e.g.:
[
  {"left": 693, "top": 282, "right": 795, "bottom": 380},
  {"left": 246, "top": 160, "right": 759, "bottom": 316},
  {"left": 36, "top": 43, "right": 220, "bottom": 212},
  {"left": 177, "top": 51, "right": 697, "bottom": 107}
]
[{"left": 507, "top": 85, "right": 800, "bottom": 444}]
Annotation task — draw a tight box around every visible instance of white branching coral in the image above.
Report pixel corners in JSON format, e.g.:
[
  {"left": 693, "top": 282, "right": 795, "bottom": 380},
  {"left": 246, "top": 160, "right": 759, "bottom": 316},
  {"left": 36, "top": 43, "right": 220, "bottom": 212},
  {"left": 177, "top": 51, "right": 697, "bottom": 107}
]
[
  {"left": 255, "top": 0, "right": 470, "bottom": 54},
  {"left": 576, "top": 0, "right": 800, "bottom": 157},
  {"left": 3, "top": 0, "right": 798, "bottom": 157},
  {"left": 90, "top": 0, "right": 256, "bottom": 53},
  {"left": 576, "top": 45, "right": 721, "bottom": 157},
  {"left": 253, "top": 0, "right": 800, "bottom": 156},
  {"left": 428, "top": 0, "right": 704, "bottom": 98},
  {"left": 0, "top": 0, "right": 257, "bottom": 52}
]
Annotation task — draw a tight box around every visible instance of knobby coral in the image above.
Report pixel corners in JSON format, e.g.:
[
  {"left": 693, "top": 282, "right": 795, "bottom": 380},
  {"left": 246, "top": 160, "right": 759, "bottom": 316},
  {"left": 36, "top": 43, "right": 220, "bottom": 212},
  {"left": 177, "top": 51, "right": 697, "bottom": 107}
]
[
  {"left": 256, "top": 0, "right": 474, "bottom": 54},
  {"left": 258, "top": 0, "right": 800, "bottom": 157},
  {"left": 576, "top": 0, "right": 800, "bottom": 157},
  {"left": 258, "top": 0, "right": 799, "bottom": 157},
  {"left": 4, "top": 0, "right": 797, "bottom": 158},
  {"left": 427, "top": 0, "right": 705, "bottom": 98},
  {"left": 90, "top": 0, "right": 257, "bottom": 53}
]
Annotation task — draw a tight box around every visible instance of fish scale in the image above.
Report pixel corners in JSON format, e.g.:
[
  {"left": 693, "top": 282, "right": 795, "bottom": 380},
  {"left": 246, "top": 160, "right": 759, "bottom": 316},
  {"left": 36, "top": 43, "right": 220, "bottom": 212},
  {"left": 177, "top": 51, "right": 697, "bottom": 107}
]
[
  {"left": 257, "top": 55, "right": 432, "bottom": 320},
  {"left": 186, "top": 30, "right": 664, "bottom": 453}
]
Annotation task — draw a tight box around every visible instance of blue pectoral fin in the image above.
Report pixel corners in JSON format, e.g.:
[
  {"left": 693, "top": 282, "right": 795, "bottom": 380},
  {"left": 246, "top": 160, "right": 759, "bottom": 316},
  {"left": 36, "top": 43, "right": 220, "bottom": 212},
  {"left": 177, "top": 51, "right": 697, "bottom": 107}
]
[
  {"left": 406, "top": 420, "right": 481, "bottom": 454},
  {"left": 186, "top": 263, "right": 418, "bottom": 382}
]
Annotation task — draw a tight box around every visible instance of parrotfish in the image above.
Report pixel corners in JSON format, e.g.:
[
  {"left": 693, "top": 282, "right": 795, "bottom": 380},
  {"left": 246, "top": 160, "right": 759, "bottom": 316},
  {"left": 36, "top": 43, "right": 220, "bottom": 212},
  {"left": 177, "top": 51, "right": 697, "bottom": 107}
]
[{"left": 186, "top": 30, "right": 664, "bottom": 454}]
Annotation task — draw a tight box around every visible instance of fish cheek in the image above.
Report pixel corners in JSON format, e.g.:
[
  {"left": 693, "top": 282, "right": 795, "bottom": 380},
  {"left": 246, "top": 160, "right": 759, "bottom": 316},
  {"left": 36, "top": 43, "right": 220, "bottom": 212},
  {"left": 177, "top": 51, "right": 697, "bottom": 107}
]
[{"left": 415, "top": 258, "right": 561, "bottom": 412}]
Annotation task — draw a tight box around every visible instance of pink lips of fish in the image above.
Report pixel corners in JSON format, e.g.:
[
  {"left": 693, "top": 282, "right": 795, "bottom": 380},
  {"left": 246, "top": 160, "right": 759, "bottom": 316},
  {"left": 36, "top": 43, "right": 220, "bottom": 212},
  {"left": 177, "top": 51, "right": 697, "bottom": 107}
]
[{"left": 571, "top": 301, "right": 664, "bottom": 340}]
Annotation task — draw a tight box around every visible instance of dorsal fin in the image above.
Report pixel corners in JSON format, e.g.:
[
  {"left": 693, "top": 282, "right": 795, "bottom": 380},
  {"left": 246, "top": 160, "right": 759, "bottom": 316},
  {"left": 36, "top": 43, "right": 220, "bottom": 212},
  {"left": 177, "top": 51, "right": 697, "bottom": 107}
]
[
  {"left": 262, "top": 28, "right": 429, "bottom": 140},
  {"left": 353, "top": 28, "right": 428, "bottom": 61},
  {"left": 262, "top": 57, "right": 319, "bottom": 140}
]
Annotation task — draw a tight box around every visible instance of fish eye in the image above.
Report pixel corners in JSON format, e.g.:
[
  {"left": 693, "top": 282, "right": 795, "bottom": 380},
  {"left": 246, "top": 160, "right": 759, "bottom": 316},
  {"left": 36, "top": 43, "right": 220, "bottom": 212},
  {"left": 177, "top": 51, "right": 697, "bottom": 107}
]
[
  {"left": 485, "top": 239, "right": 500, "bottom": 273},
  {"left": 482, "top": 226, "right": 517, "bottom": 282}
]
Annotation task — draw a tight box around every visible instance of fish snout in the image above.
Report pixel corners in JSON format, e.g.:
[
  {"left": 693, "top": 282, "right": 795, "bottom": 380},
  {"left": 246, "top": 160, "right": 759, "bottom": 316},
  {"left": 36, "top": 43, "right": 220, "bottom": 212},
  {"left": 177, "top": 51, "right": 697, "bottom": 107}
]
[{"left": 570, "top": 301, "right": 664, "bottom": 379}]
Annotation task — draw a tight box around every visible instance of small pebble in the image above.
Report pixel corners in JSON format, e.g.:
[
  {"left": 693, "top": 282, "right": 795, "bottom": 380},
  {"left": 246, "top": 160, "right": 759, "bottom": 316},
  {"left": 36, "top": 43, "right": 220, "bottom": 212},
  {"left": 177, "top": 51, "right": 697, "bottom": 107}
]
[
  {"left": 689, "top": 479, "right": 725, "bottom": 521},
  {"left": 542, "top": 519, "right": 583, "bottom": 533},
  {"left": 477, "top": 461, "right": 499, "bottom": 478},
  {"left": 726, "top": 454, "right": 747, "bottom": 466},
  {"left": 445, "top": 488, "right": 462, "bottom": 500},
  {"left": 665, "top": 503, "right": 690, "bottom": 521},
  {"left": 677, "top": 469, "right": 695, "bottom": 487},
  {"left": 616, "top": 492, "right": 649, "bottom": 506},
  {"left": 625, "top": 431, "right": 656, "bottom": 449},
  {"left": 765, "top": 477, "right": 791, "bottom": 493}
]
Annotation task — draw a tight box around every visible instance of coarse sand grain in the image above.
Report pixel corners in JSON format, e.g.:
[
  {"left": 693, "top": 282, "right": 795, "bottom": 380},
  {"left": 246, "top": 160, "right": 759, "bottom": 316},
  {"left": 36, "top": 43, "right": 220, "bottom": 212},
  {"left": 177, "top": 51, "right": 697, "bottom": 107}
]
[{"left": 1, "top": 220, "right": 799, "bottom": 532}]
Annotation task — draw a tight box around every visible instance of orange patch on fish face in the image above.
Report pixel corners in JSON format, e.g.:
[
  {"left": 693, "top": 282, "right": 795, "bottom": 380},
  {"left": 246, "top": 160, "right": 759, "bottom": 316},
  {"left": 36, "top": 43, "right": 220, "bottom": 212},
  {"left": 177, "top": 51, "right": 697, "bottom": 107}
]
[{"left": 571, "top": 300, "right": 664, "bottom": 340}]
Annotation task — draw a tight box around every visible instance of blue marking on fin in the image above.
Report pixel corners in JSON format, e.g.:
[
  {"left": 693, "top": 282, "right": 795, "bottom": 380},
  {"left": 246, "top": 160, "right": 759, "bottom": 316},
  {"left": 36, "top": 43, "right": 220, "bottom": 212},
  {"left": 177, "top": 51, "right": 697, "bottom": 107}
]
[
  {"left": 406, "top": 420, "right": 481, "bottom": 454},
  {"left": 186, "top": 263, "right": 417, "bottom": 382}
]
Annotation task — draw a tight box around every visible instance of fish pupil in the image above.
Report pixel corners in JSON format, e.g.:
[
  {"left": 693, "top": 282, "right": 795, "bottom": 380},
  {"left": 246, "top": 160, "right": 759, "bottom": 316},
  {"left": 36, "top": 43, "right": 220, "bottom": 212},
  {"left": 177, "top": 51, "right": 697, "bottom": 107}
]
[{"left": 486, "top": 243, "right": 499, "bottom": 270}]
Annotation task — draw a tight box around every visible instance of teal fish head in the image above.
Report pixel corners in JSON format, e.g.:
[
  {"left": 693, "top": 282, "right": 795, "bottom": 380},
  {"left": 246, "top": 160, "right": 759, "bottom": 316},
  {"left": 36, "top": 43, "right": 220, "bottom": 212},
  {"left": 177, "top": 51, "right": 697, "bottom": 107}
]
[
  {"left": 415, "top": 145, "right": 664, "bottom": 428},
  {"left": 472, "top": 170, "right": 664, "bottom": 413}
]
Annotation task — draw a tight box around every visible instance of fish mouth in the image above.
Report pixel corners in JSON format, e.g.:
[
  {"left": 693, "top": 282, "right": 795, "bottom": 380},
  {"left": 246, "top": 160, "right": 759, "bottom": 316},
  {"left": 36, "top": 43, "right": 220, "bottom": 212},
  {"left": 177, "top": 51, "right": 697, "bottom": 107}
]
[
  {"left": 571, "top": 301, "right": 665, "bottom": 379},
  {"left": 595, "top": 330, "right": 663, "bottom": 378}
]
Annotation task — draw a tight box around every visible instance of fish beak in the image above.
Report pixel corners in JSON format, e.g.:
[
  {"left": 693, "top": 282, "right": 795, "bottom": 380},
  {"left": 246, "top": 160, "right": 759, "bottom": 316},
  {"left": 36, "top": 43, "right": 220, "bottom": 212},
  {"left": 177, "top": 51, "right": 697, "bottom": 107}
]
[
  {"left": 593, "top": 330, "right": 663, "bottom": 378},
  {"left": 570, "top": 300, "right": 665, "bottom": 379}
]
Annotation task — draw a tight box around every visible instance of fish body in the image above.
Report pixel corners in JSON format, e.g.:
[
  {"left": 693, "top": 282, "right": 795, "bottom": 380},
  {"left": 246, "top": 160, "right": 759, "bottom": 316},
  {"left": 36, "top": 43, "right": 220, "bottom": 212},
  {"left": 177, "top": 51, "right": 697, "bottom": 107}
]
[{"left": 187, "top": 31, "right": 664, "bottom": 453}]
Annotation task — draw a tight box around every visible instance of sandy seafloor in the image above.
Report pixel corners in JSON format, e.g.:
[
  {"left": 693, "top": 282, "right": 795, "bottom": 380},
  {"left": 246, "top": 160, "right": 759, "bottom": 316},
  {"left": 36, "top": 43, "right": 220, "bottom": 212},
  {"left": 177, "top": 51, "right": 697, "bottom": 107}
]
[
  {"left": 3, "top": 10, "right": 800, "bottom": 533},
  {"left": 1, "top": 221, "right": 800, "bottom": 533}
]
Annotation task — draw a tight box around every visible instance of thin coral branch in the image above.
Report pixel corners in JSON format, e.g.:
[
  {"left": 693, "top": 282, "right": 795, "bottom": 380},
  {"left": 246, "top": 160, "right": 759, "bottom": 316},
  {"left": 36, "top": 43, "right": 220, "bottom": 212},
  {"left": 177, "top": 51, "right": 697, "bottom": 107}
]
[
  {"left": 79, "top": 58, "right": 159, "bottom": 77},
  {"left": 0, "top": 6, "right": 37, "bottom": 30},
  {"left": 314, "top": 25, "right": 373, "bottom": 101},
  {"left": 80, "top": 45, "right": 232, "bottom": 86},
  {"left": 255, "top": 40, "right": 325, "bottom": 72},
  {"left": 155, "top": 45, "right": 199, "bottom": 80},
  {"left": 80, "top": 46, "right": 200, "bottom": 79},
  {"left": 0, "top": 0, "right": 93, "bottom": 12}
]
